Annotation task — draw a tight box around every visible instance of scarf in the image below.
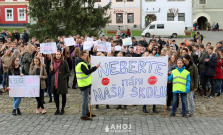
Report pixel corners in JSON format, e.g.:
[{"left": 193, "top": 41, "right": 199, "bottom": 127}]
[{"left": 54, "top": 59, "right": 61, "bottom": 89}]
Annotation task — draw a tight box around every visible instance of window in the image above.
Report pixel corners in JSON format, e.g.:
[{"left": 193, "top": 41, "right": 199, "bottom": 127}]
[
  {"left": 116, "top": 13, "right": 123, "bottom": 23},
  {"left": 5, "top": 8, "right": 13, "bottom": 21},
  {"left": 95, "top": 0, "right": 101, "bottom": 2},
  {"left": 18, "top": 8, "right": 26, "bottom": 21},
  {"left": 127, "top": 13, "right": 134, "bottom": 23},
  {"left": 149, "top": 25, "right": 155, "bottom": 29},
  {"left": 199, "top": 0, "right": 206, "bottom": 4},
  {"left": 116, "top": 0, "right": 122, "bottom": 2},
  {"left": 167, "top": 13, "right": 174, "bottom": 21},
  {"left": 178, "top": 13, "right": 185, "bottom": 21},
  {"left": 157, "top": 24, "right": 164, "bottom": 29},
  {"left": 127, "top": 0, "right": 134, "bottom": 1}
]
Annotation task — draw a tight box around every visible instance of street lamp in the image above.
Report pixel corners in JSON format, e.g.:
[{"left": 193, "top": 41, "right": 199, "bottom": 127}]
[{"left": 123, "top": 0, "right": 126, "bottom": 30}]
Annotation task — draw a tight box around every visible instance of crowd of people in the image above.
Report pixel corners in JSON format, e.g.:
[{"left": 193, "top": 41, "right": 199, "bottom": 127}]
[{"left": 0, "top": 28, "right": 223, "bottom": 120}]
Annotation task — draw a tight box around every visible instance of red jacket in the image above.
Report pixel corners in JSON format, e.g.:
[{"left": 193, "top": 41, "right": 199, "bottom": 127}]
[{"left": 214, "top": 59, "right": 223, "bottom": 79}]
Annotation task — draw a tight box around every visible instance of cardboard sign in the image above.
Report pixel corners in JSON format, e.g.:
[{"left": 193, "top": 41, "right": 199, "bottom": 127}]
[
  {"left": 91, "top": 56, "right": 168, "bottom": 105},
  {"left": 97, "top": 41, "right": 111, "bottom": 53},
  {"left": 9, "top": 76, "right": 40, "bottom": 97},
  {"left": 115, "top": 46, "right": 122, "bottom": 51},
  {"left": 40, "top": 42, "right": 57, "bottom": 54},
  {"left": 64, "top": 38, "right": 76, "bottom": 46},
  {"left": 122, "top": 37, "right": 132, "bottom": 46},
  {"left": 83, "top": 41, "right": 93, "bottom": 51}
]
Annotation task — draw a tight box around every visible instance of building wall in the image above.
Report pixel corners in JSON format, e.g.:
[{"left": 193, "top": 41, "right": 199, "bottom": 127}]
[
  {"left": 96, "top": 0, "right": 141, "bottom": 30},
  {"left": 0, "top": 0, "right": 29, "bottom": 26},
  {"left": 141, "top": 0, "right": 192, "bottom": 29},
  {"left": 193, "top": 0, "right": 223, "bottom": 30}
]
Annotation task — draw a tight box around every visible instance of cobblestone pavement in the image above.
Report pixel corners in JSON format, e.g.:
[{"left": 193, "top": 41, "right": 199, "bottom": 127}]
[
  {"left": 1, "top": 75, "right": 223, "bottom": 135},
  {"left": 0, "top": 114, "right": 223, "bottom": 135}
]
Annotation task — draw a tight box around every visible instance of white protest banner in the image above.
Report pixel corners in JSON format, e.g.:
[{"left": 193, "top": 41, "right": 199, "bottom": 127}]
[
  {"left": 97, "top": 41, "right": 111, "bottom": 53},
  {"left": 9, "top": 76, "right": 40, "bottom": 97},
  {"left": 64, "top": 38, "right": 76, "bottom": 46},
  {"left": 122, "top": 37, "right": 132, "bottom": 46},
  {"left": 40, "top": 42, "right": 57, "bottom": 54},
  {"left": 115, "top": 46, "right": 122, "bottom": 51},
  {"left": 83, "top": 41, "right": 93, "bottom": 51},
  {"left": 91, "top": 56, "right": 168, "bottom": 105}
]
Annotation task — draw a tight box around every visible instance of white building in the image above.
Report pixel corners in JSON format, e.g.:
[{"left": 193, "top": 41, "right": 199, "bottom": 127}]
[{"left": 141, "top": 0, "right": 192, "bottom": 30}]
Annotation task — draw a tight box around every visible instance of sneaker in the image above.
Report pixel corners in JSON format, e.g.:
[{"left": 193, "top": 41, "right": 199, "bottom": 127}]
[
  {"left": 86, "top": 113, "right": 96, "bottom": 117},
  {"left": 189, "top": 114, "right": 194, "bottom": 117},
  {"left": 17, "top": 108, "right": 21, "bottom": 115},
  {"left": 42, "top": 109, "right": 47, "bottom": 114},
  {"left": 54, "top": 110, "right": 60, "bottom": 115},
  {"left": 36, "top": 109, "right": 40, "bottom": 114},
  {"left": 59, "top": 109, "right": 64, "bottom": 115},
  {"left": 12, "top": 109, "right": 16, "bottom": 115},
  {"left": 95, "top": 105, "right": 99, "bottom": 110},
  {"left": 170, "top": 113, "right": 175, "bottom": 117},
  {"left": 208, "top": 95, "right": 213, "bottom": 98},
  {"left": 182, "top": 114, "right": 189, "bottom": 118},
  {"left": 81, "top": 116, "right": 92, "bottom": 121},
  {"left": 106, "top": 105, "right": 110, "bottom": 110}
]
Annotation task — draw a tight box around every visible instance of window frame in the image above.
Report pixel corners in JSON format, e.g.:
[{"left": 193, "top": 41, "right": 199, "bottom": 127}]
[
  {"left": 157, "top": 24, "right": 164, "bottom": 29},
  {"left": 116, "top": 13, "right": 123, "bottom": 24},
  {"left": 18, "top": 8, "right": 26, "bottom": 21},
  {"left": 5, "top": 8, "right": 14, "bottom": 21},
  {"left": 178, "top": 13, "right": 185, "bottom": 21},
  {"left": 167, "top": 13, "right": 174, "bottom": 21},
  {"left": 127, "top": 13, "right": 134, "bottom": 23}
]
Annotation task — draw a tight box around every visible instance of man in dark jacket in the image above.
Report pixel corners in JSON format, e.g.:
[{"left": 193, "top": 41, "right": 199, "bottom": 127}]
[
  {"left": 22, "top": 30, "right": 29, "bottom": 43},
  {"left": 202, "top": 46, "right": 218, "bottom": 97},
  {"left": 139, "top": 36, "right": 148, "bottom": 48},
  {"left": 75, "top": 50, "right": 100, "bottom": 120},
  {"left": 183, "top": 55, "right": 199, "bottom": 117},
  {"left": 198, "top": 45, "right": 208, "bottom": 95},
  {"left": 12, "top": 30, "right": 20, "bottom": 42}
]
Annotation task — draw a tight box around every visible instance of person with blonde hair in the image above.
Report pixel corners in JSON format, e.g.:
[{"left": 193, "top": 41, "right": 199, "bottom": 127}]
[
  {"left": 1, "top": 49, "right": 12, "bottom": 92},
  {"left": 20, "top": 44, "right": 32, "bottom": 75}
]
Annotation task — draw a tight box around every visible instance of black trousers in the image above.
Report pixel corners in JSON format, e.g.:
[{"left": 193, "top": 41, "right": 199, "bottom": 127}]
[
  {"left": 53, "top": 90, "right": 66, "bottom": 110},
  {"left": 202, "top": 75, "right": 215, "bottom": 96},
  {"left": 167, "top": 83, "right": 173, "bottom": 107},
  {"left": 36, "top": 89, "right": 44, "bottom": 109}
]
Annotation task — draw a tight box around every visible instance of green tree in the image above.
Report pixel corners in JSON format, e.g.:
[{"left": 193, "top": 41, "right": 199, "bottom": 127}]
[{"left": 27, "top": 0, "right": 111, "bottom": 41}]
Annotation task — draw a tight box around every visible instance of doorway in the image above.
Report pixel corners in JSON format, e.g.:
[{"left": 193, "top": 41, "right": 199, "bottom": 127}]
[{"left": 197, "top": 16, "right": 208, "bottom": 30}]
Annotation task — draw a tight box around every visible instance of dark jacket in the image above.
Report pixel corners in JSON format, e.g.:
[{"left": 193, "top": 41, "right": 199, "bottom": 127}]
[
  {"left": 139, "top": 40, "right": 148, "bottom": 48},
  {"left": 22, "top": 32, "right": 29, "bottom": 43},
  {"left": 198, "top": 51, "right": 208, "bottom": 72},
  {"left": 21, "top": 52, "right": 32, "bottom": 75},
  {"left": 50, "top": 60, "right": 70, "bottom": 94},
  {"left": 12, "top": 32, "right": 20, "bottom": 42},
  {"left": 204, "top": 53, "right": 218, "bottom": 76},
  {"left": 75, "top": 57, "right": 97, "bottom": 91},
  {"left": 185, "top": 61, "right": 199, "bottom": 90}
]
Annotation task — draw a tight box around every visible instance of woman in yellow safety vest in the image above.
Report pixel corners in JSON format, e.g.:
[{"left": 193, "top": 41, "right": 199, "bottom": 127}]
[{"left": 168, "top": 58, "right": 191, "bottom": 118}]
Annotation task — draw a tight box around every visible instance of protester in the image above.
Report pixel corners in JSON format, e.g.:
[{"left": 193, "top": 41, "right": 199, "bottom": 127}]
[
  {"left": 7, "top": 57, "right": 24, "bottom": 115},
  {"left": 1, "top": 49, "right": 12, "bottom": 93},
  {"left": 214, "top": 51, "right": 223, "bottom": 96},
  {"left": 29, "top": 57, "right": 47, "bottom": 114},
  {"left": 21, "top": 44, "right": 32, "bottom": 75},
  {"left": 202, "top": 46, "right": 218, "bottom": 97},
  {"left": 183, "top": 54, "right": 199, "bottom": 117},
  {"left": 50, "top": 50, "right": 70, "bottom": 115},
  {"left": 75, "top": 50, "right": 100, "bottom": 120},
  {"left": 168, "top": 58, "right": 191, "bottom": 118}
]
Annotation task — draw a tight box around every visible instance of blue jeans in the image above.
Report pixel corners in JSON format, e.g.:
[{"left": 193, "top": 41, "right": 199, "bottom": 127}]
[
  {"left": 81, "top": 87, "right": 90, "bottom": 117},
  {"left": 214, "top": 79, "right": 222, "bottom": 93},
  {"left": 13, "top": 97, "right": 22, "bottom": 109},
  {"left": 47, "top": 74, "right": 52, "bottom": 100},
  {"left": 2, "top": 72, "right": 7, "bottom": 88},
  {"left": 172, "top": 93, "right": 187, "bottom": 115},
  {"left": 221, "top": 80, "right": 223, "bottom": 93}
]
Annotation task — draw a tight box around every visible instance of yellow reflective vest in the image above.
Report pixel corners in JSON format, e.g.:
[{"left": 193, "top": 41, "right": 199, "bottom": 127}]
[
  {"left": 172, "top": 69, "right": 190, "bottom": 93},
  {"left": 75, "top": 62, "right": 91, "bottom": 87}
]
